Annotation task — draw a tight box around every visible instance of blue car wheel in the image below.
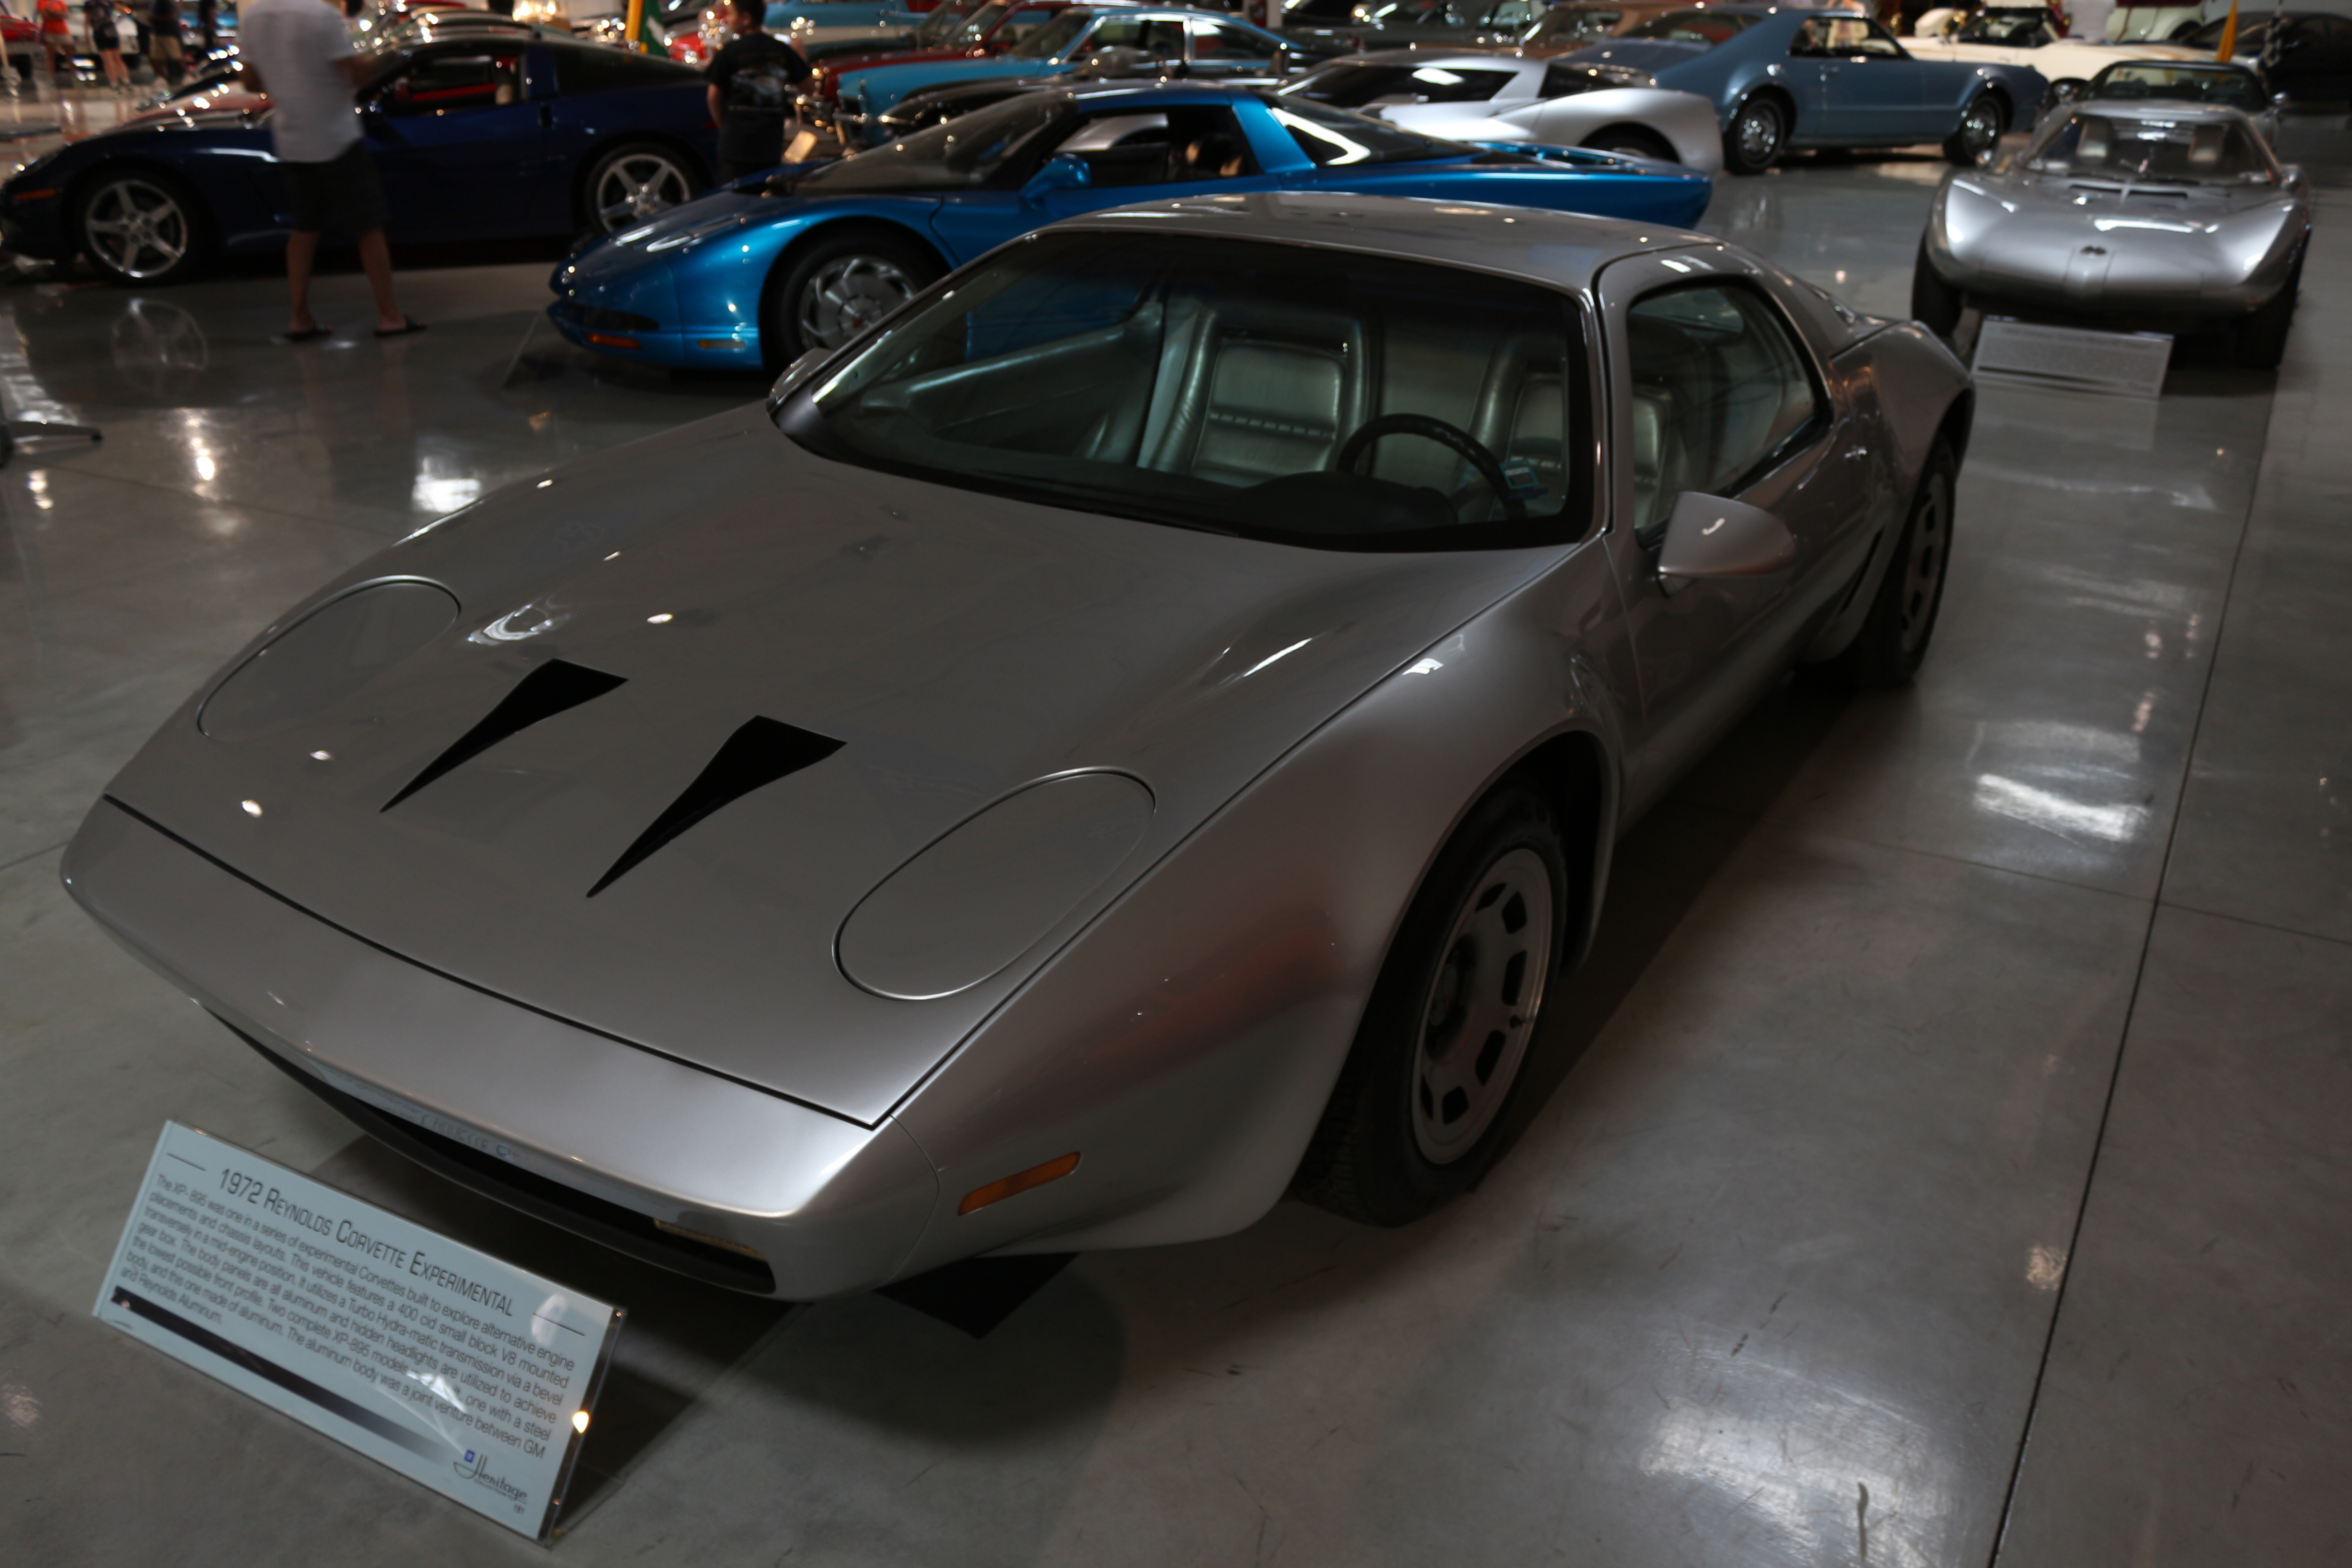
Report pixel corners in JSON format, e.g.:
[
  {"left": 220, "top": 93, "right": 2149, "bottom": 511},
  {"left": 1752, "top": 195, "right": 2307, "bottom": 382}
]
[
  {"left": 1942, "top": 93, "right": 2006, "bottom": 169},
  {"left": 769, "top": 227, "right": 943, "bottom": 364},
  {"left": 75, "top": 167, "right": 210, "bottom": 286},
  {"left": 1724, "top": 94, "right": 1788, "bottom": 176}
]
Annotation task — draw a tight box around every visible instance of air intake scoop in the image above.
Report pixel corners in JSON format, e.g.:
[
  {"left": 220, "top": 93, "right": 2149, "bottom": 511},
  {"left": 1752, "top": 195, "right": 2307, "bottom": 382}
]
[{"left": 837, "top": 772, "right": 1153, "bottom": 1001}]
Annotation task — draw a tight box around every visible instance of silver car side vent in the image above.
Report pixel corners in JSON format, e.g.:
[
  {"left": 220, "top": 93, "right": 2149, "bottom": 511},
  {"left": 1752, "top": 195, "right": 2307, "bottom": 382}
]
[
  {"left": 384, "top": 658, "right": 628, "bottom": 810},
  {"left": 587, "top": 716, "right": 843, "bottom": 897}
]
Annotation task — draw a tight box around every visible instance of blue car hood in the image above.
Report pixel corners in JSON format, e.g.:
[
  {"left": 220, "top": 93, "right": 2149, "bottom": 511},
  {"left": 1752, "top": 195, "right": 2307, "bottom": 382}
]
[{"left": 853, "top": 56, "right": 1069, "bottom": 109}]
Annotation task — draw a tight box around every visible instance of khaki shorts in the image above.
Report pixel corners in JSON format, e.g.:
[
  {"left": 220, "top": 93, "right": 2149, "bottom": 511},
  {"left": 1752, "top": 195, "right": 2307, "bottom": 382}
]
[{"left": 150, "top": 34, "right": 183, "bottom": 62}]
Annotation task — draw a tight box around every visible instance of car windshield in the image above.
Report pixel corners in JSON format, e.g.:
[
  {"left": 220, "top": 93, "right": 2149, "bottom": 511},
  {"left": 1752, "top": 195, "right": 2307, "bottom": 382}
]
[
  {"left": 784, "top": 231, "right": 1589, "bottom": 550},
  {"left": 1359, "top": 0, "right": 1473, "bottom": 26},
  {"left": 1622, "top": 8, "right": 1758, "bottom": 44},
  {"left": 2089, "top": 63, "right": 2267, "bottom": 111},
  {"left": 1954, "top": 10, "right": 2051, "bottom": 44},
  {"left": 1525, "top": 6, "right": 1623, "bottom": 46},
  {"left": 1008, "top": 9, "right": 1089, "bottom": 58},
  {"left": 794, "top": 91, "right": 1068, "bottom": 192},
  {"left": 1262, "top": 94, "right": 1475, "bottom": 164},
  {"left": 914, "top": 0, "right": 986, "bottom": 44},
  {"left": 2020, "top": 109, "right": 2276, "bottom": 183},
  {"left": 1280, "top": 59, "right": 1527, "bottom": 107}
]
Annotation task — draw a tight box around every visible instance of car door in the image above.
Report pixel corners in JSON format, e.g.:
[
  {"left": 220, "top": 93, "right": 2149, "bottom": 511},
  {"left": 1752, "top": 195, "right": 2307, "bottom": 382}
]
[
  {"left": 361, "top": 45, "right": 555, "bottom": 241},
  {"left": 1803, "top": 16, "right": 1936, "bottom": 139},
  {"left": 1594, "top": 254, "right": 1879, "bottom": 803}
]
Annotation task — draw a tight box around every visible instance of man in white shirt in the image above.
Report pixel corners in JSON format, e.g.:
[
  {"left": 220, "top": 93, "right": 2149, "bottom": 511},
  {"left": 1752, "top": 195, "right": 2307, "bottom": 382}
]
[{"left": 238, "top": 0, "right": 417, "bottom": 339}]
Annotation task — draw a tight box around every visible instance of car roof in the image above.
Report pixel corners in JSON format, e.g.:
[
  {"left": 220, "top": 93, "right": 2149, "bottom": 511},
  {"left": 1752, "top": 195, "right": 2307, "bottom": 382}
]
[{"left": 1058, "top": 190, "right": 1705, "bottom": 293}]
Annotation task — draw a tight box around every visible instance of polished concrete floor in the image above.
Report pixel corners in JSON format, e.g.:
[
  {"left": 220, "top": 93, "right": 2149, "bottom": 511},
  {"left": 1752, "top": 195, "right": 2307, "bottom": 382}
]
[{"left": 3, "top": 104, "right": 2350, "bottom": 1566}]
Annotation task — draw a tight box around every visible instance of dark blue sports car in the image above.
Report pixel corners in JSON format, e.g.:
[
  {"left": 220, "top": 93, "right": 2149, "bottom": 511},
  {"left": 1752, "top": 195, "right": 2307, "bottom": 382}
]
[
  {"left": 1567, "top": 6, "right": 2048, "bottom": 173},
  {"left": 549, "top": 82, "right": 1715, "bottom": 370},
  {"left": 0, "top": 36, "right": 719, "bottom": 285}
]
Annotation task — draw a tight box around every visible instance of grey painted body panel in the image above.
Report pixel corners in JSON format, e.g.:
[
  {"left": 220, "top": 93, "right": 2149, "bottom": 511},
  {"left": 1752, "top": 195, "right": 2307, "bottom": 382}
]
[
  {"left": 1922, "top": 102, "right": 2310, "bottom": 317},
  {"left": 64, "top": 194, "right": 1971, "bottom": 1295}
]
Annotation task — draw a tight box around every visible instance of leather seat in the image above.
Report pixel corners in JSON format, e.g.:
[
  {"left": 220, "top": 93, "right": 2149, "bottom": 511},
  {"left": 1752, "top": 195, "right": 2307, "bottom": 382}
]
[{"left": 1140, "top": 297, "right": 1374, "bottom": 487}]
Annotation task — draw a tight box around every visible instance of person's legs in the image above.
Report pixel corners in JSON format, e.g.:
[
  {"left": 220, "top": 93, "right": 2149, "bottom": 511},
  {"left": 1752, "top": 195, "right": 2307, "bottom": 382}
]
[
  {"left": 354, "top": 228, "right": 407, "bottom": 333},
  {"left": 285, "top": 229, "right": 321, "bottom": 333}
]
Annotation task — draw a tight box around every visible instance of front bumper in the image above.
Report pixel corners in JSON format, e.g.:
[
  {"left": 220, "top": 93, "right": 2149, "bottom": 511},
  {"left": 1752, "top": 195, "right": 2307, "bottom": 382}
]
[
  {"left": 62, "top": 798, "right": 941, "bottom": 1299},
  {"left": 545, "top": 299, "right": 765, "bottom": 370}
]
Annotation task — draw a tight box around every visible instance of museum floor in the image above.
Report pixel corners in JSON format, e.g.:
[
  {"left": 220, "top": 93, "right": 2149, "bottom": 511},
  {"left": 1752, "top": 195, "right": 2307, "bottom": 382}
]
[{"left": 4, "top": 108, "right": 2349, "bottom": 1567}]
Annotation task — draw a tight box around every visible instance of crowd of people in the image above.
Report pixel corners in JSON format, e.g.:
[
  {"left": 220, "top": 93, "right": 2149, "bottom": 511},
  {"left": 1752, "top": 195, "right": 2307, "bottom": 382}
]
[{"left": 8, "top": 0, "right": 223, "bottom": 93}]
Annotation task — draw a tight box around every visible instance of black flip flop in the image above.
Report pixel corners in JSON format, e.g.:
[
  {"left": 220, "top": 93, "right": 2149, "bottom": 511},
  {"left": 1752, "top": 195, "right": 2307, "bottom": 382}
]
[
  {"left": 279, "top": 326, "right": 332, "bottom": 343},
  {"left": 374, "top": 318, "right": 428, "bottom": 338}
]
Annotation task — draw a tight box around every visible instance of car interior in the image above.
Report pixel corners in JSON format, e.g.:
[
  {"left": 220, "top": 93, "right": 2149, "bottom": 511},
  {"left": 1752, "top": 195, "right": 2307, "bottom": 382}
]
[
  {"left": 1625, "top": 284, "right": 1822, "bottom": 542},
  {"left": 800, "top": 236, "right": 1586, "bottom": 544}
]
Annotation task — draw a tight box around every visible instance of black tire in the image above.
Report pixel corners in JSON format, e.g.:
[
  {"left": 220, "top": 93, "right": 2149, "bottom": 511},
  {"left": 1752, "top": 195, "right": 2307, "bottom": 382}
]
[
  {"left": 1943, "top": 92, "right": 2006, "bottom": 167},
  {"left": 1294, "top": 782, "right": 1572, "bottom": 1226},
  {"left": 1582, "top": 125, "right": 1678, "bottom": 162},
  {"left": 2234, "top": 254, "right": 2302, "bottom": 370},
  {"left": 582, "top": 141, "right": 702, "bottom": 235},
  {"left": 1723, "top": 93, "right": 1788, "bottom": 175},
  {"left": 1818, "top": 439, "right": 1956, "bottom": 690},
  {"left": 763, "top": 227, "right": 942, "bottom": 365},
  {"left": 1911, "top": 240, "right": 1963, "bottom": 337},
  {"left": 73, "top": 167, "right": 211, "bottom": 286}
]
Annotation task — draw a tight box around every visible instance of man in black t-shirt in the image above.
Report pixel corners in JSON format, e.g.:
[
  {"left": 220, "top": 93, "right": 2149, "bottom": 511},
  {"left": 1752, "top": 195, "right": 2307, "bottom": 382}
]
[{"left": 705, "top": 0, "right": 812, "bottom": 182}]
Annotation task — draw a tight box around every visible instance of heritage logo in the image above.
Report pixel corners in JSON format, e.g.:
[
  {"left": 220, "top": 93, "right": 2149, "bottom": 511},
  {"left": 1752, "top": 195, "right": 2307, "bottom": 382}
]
[{"left": 453, "top": 1448, "right": 530, "bottom": 1504}]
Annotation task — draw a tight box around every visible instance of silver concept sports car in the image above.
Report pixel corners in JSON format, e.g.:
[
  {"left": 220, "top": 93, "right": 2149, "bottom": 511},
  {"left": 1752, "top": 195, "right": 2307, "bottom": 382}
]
[
  {"left": 1913, "top": 100, "right": 2310, "bottom": 367},
  {"left": 67, "top": 194, "right": 1971, "bottom": 1301},
  {"left": 1279, "top": 50, "right": 1729, "bottom": 175}
]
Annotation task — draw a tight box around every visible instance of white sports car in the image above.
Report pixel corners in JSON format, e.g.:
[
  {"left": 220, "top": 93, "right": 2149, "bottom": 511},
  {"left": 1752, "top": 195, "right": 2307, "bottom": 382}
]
[
  {"left": 1278, "top": 49, "right": 1727, "bottom": 175},
  {"left": 1906, "top": 6, "right": 2206, "bottom": 99}
]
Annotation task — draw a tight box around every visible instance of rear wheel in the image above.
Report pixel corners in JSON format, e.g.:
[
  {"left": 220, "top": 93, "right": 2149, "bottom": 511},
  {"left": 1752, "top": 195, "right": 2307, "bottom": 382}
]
[
  {"left": 764, "top": 227, "right": 941, "bottom": 365},
  {"left": 1911, "top": 240, "right": 1963, "bottom": 337},
  {"left": 74, "top": 169, "right": 210, "bottom": 285},
  {"left": 1582, "top": 125, "right": 1678, "bottom": 162},
  {"left": 2234, "top": 254, "right": 2303, "bottom": 370},
  {"left": 1818, "top": 439, "right": 1956, "bottom": 690},
  {"left": 584, "top": 142, "right": 700, "bottom": 235},
  {"left": 1294, "top": 782, "right": 1570, "bottom": 1226},
  {"left": 1944, "top": 92, "right": 2005, "bottom": 167},
  {"left": 1723, "top": 94, "right": 1788, "bottom": 175}
]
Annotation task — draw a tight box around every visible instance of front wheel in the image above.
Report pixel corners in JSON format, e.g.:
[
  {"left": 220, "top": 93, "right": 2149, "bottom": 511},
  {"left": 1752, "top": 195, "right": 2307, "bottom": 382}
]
[
  {"left": 1816, "top": 439, "right": 1956, "bottom": 690},
  {"left": 1911, "top": 240, "right": 1963, "bottom": 337},
  {"left": 75, "top": 169, "right": 211, "bottom": 285},
  {"left": 1294, "top": 783, "right": 1571, "bottom": 1226},
  {"left": 1723, "top": 95, "right": 1787, "bottom": 175},
  {"left": 1944, "top": 93, "right": 2005, "bottom": 167},
  {"left": 583, "top": 142, "right": 701, "bottom": 235},
  {"left": 2234, "top": 254, "right": 2302, "bottom": 370},
  {"left": 764, "top": 228, "right": 942, "bottom": 365}
]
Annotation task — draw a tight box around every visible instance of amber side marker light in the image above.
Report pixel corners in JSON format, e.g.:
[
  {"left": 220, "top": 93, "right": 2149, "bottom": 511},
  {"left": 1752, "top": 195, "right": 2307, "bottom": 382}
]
[
  {"left": 584, "top": 331, "right": 639, "bottom": 350},
  {"left": 959, "top": 1152, "right": 1080, "bottom": 1216}
]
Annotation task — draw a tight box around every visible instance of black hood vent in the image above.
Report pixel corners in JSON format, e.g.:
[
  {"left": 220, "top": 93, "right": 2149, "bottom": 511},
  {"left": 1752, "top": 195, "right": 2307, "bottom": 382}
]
[
  {"left": 588, "top": 717, "right": 844, "bottom": 897},
  {"left": 384, "top": 658, "right": 627, "bottom": 810}
]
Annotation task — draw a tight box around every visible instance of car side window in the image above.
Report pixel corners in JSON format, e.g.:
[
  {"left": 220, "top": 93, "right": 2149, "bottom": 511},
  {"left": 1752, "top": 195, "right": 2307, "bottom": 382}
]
[
  {"left": 1085, "top": 16, "right": 1186, "bottom": 58},
  {"left": 996, "top": 7, "right": 1054, "bottom": 44},
  {"left": 1484, "top": 0, "right": 1542, "bottom": 29},
  {"left": 1189, "top": 19, "right": 1281, "bottom": 63},
  {"left": 381, "top": 51, "right": 526, "bottom": 113},
  {"left": 1048, "top": 105, "right": 1258, "bottom": 186},
  {"left": 1793, "top": 17, "right": 1901, "bottom": 58},
  {"left": 1625, "top": 283, "right": 1825, "bottom": 546}
]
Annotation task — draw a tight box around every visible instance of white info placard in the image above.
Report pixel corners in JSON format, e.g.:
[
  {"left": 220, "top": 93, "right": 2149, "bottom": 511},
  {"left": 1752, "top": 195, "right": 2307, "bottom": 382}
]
[{"left": 93, "top": 1122, "right": 622, "bottom": 1540}]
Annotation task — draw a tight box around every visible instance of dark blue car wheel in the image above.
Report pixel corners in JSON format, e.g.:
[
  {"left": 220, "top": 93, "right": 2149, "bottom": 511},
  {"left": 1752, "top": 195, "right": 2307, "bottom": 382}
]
[
  {"left": 585, "top": 143, "right": 701, "bottom": 235},
  {"left": 75, "top": 169, "right": 209, "bottom": 286},
  {"left": 1724, "top": 95, "right": 1787, "bottom": 176},
  {"left": 1943, "top": 93, "right": 2007, "bottom": 167}
]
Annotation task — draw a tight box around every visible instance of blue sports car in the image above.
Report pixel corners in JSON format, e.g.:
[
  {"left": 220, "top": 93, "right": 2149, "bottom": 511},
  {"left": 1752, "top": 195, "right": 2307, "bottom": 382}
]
[
  {"left": 838, "top": 5, "right": 1300, "bottom": 141},
  {"left": 1567, "top": 6, "right": 2048, "bottom": 173},
  {"left": 0, "top": 36, "right": 718, "bottom": 285},
  {"left": 547, "top": 83, "right": 1714, "bottom": 370}
]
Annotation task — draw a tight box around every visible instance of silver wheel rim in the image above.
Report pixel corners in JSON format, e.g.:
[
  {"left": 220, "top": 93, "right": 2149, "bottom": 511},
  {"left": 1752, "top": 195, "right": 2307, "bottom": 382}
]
[
  {"left": 83, "top": 178, "right": 190, "bottom": 279},
  {"left": 797, "top": 254, "right": 917, "bottom": 350},
  {"left": 1735, "top": 101, "right": 1781, "bottom": 166},
  {"left": 1411, "top": 846, "right": 1553, "bottom": 1166},
  {"left": 593, "top": 151, "right": 691, "bottom": 230},
  {"left": 1961, "top": 100, "right": 2000, "bottom": 161},
  {"left": 1899, "top": 473, "right": 1950, "bottom": 656}
]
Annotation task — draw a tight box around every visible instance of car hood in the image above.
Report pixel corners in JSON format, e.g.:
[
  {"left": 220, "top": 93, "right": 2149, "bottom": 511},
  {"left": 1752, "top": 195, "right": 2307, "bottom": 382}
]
[
  {"left": 102, "top": 406, "right": 1563, "bottom": 1123},
  {"left": 1563, "top": 39, "right": 1710, "bottom": 75}
]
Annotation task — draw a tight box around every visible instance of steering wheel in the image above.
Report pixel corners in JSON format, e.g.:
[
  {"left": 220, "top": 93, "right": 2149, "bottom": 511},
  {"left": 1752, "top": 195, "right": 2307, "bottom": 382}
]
[{"left": 1333, "top": 412, "right": 1527, "bottom": 523}]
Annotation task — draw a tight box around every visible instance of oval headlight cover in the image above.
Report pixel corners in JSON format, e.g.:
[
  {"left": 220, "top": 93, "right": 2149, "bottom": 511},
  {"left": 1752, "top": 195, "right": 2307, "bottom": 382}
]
[
  {"left": 198, "top": 579, "right": 460, "bottom": 742},
  {"left": 837, "top": 771, "right": 1155, "bottom": 1001}
]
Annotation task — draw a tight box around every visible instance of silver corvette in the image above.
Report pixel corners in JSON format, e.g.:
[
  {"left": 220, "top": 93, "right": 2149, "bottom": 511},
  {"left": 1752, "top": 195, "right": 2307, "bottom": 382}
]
[
  {"left": 1280, "top": 50, "right": 1728, "bottom": 175},
  {"left": 67, "top": 194, "right": 1969, "bottom": 1301},
  {"left": 1914, "top": 99, "right": 2311, "bottom": 368}
]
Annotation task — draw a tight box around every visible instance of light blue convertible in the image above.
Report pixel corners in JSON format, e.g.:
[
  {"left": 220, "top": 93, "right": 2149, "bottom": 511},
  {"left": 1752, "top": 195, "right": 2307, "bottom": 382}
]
[
  {"left": 1567, "top": 6, "right": 2048, "bottom": 173},
  {"left": 549, "top": 83, "right": 1714, "bottom": 370}
]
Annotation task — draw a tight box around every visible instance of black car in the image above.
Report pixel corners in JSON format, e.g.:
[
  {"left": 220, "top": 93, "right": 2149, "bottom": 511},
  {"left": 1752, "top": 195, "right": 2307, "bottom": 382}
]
[
  {"left": 1281, "top": 0, "right": 1548, "bottom": 55},
  {"left": 2190, "top": 11, "right": 2352, "bottom": 103}
]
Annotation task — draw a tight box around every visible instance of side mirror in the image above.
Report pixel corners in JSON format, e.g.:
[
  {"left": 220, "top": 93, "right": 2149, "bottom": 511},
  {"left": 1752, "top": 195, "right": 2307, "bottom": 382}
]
[
  {"left": 1656, "top": 491, "right": 1796, "bottom": 593},
  {"left": 1021, "top": 152, "right": 1092, "bottom": 201},
  {"left": 2273, "top": 91, "right": 2292, "bottom": 106}
]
